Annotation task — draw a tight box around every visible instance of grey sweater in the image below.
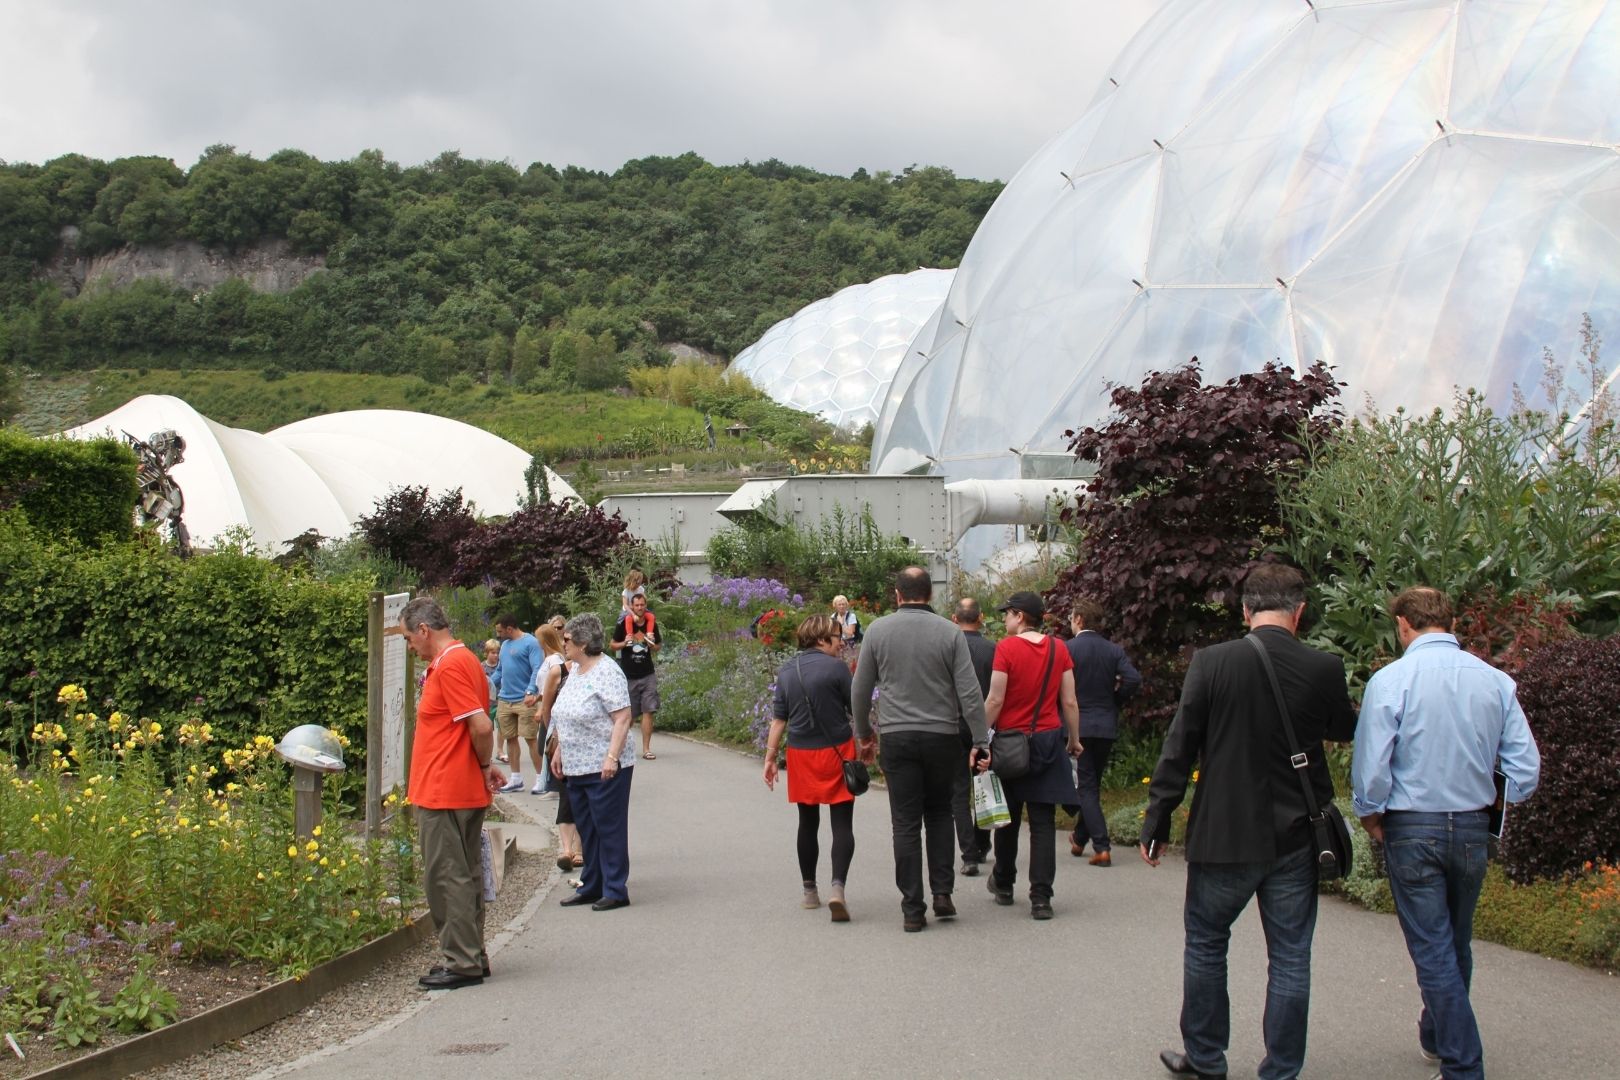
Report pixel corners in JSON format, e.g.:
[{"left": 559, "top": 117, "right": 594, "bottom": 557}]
[{"left": 851, "top": 605, "right": 989, "bottom": 743}]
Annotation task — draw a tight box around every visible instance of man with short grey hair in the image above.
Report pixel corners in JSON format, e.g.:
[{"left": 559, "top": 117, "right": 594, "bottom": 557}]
[
  {"left": 398, "top": 596, "right": 498, "bottom": 990},
  {"left": 853, "top": 567, "right": 989, "bottom": 932}
]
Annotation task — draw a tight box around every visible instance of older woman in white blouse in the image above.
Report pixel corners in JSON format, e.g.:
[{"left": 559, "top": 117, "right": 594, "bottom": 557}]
[{"left": 548, "top": 612, "right": 637, "bottom": 911}]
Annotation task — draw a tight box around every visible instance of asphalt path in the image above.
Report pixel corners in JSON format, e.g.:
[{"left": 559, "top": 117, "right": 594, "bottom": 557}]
[{"left": 285, "top": 736, "right": 1614, "bottom": 1079}]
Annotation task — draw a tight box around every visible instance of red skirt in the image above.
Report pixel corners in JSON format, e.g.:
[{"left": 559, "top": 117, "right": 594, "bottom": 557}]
[{"left": 785, "top": 740, "right": 856, "bottom": 805}]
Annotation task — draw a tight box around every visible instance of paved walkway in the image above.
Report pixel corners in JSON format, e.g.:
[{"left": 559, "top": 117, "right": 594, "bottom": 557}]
[{"left": 284, "top": 737, "right": 1613, "bottom": 1079}]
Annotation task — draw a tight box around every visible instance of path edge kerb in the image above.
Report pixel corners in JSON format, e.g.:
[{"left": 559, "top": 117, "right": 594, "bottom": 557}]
[{"left": 26, "top": 917, "right": 436, "bottom": 1080}]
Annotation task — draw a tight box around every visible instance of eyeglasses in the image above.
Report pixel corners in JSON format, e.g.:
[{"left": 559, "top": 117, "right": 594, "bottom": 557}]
[{"left": 562, "top": 636, "right": 573, "bottom": 644}]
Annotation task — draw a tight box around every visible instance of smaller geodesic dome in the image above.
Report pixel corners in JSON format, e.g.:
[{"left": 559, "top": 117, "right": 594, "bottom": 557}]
[
  {"left": 61, "top": 396, "right": 575, "bottom": 552},
  {"left": 729, "top": 268, "right": 954, "bottom": 431}
]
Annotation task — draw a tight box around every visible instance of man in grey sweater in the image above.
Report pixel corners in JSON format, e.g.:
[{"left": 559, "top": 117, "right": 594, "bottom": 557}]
[{"left": 853, "top": 567, "right": 990, "bottom": 932}]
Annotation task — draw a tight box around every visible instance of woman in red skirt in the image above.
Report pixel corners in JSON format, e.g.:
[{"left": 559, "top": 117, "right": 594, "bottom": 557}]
[{"left": 763, "top": 614, "right": 858, "bottom": 922}]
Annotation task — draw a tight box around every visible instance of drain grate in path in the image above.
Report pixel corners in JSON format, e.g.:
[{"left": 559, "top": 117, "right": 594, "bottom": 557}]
[{"left": 439, "top": 1043, "right": 507, "bottom": 1056}]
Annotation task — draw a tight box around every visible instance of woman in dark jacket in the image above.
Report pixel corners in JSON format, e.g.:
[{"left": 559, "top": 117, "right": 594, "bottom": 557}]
[
  {"left": 983, "top": 591, "right": 1082, "bottom": 920},
  {"left": 763, "top": 614, "right": 858, "bottom": 922}
]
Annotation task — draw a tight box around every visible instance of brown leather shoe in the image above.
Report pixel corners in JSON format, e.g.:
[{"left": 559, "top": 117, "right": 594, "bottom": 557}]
[
  {"left": 1089, "top": 850, "right": 1112, "bottom": 867},
  {"left": 1069, "top": 832, "right": 1086, "bottom": 857},
  {"left": 932, "top": 893, "right": 957, "bottom": 918}
]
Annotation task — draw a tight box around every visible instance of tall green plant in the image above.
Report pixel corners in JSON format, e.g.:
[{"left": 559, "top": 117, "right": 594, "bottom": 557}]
[{"left": 1281, "top": 392, "right": 1620, "bottom": 684}]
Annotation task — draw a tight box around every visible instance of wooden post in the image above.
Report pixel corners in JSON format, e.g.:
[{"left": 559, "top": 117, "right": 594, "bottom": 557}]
[
  {"left": 365, "top": 591, "right": 384, "bottom": 839},
  {"left": 292, "top": 765, "right": 323, "bottom": 839}
]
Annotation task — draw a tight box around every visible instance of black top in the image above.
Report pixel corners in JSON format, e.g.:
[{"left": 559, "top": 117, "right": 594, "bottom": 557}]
[
  {"left": 611, "top": 613, "right": 662, "bottom": 679},
  {"left": 772, "top": 648, "right": 854, "bottom": 750},
  {"left": 962, "top": 630, "right": 996, "bottom": 698},
  {"left": 1141, "top": 626, "right": 1357, "bottom": 862},
  {"left": 1066, "top": 630, "right": 1141, "bottom": 739}
]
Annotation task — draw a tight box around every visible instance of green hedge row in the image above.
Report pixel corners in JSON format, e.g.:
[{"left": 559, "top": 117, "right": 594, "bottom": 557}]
[
  {"left": 0, "top": 513, "right": 371, "bottom": 759},
  {"left": 0, "top": 427, "right": 136, "bottom": 544}
]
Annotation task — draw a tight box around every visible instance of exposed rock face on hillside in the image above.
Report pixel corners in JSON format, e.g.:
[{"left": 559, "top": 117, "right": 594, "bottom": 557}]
[{"left": 45, "top": 227, "right": 325, "bottom": 298}]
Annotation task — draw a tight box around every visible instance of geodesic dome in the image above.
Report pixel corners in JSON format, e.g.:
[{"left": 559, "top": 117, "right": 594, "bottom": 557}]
[
  {"left": 871, "top": 0, "right": 1620, "bottom": 479},
  {"left": 62, "top": 396, "right": 575, "bottom": 552},
  {"left": 730, "top": 268, "right": 954, "bottom": 432}
]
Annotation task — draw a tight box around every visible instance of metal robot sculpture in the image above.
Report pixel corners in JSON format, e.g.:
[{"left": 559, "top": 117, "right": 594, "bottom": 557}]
[{"left": 125, "top": 429, "right": 192, "bottom": 557}]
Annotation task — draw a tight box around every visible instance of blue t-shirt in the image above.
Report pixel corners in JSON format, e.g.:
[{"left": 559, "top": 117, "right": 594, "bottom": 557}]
[{"left": 491, "top": 632, "right": 544, "bottom": 702}]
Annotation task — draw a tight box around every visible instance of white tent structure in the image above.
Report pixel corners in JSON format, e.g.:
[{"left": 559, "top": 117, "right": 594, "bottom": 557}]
[
  {"left": 729, "top": 268, "right": 954, "bottom": 432},
  {"left": 62, "top": 396, "right": 575, "bottom": 552},
  {"left": 871, "top": 0, "right": 1620, "bottom": 480}
]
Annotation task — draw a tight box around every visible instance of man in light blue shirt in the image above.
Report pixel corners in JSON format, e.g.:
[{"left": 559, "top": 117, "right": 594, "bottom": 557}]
[
  {"left": 1353, "top": 587, "right": 1540, "bottom": 1080},
  {"left": 491, "top": 614, "right": 545, "bottom": 794}
]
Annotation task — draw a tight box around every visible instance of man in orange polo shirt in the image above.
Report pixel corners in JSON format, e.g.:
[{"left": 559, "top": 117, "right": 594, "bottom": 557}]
[{"left": 400, "top": 596, "right": 497, "bottom": 990}]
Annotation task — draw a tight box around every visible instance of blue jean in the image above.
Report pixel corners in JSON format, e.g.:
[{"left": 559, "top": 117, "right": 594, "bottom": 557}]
[
  {"left": 568, "top": 766, "right": 634, "bottom": 902},
  {"left": 1383, "top": 810, "right": 1489, "bottom": 1080},
  {"left": 1182, "top": 844, "right": 1318, "bottom": 1080}
]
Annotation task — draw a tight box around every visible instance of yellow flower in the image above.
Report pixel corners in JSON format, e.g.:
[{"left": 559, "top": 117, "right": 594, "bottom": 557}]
[
  {"left": 257, "top": 871, "right": 266, "bottom": 881},
  {"left": 350, "top": 909, "right": 361, "bottom": 919},
  {"left": 57, "top": 684, "right": 88, "bottom": 704},
  {"left": 1192, "top": 770, "right": 1201, "bottom": 783},
  {"left": 319, "top": 857, "right": 329, "bottom": 867},
  {"left": 177, "top": 816, "right": 190, "bottom": 828},
  {"left": 311, "top": 825, "right": 322, "bottom": 837},
  {"left": 108, "top": 711, "right": 127, "bottom": 732},
  {"left": 147, "top": 721, "right": 163, "bottom": 737},
  {"left": 287, "top": 845, "right": 299, "bottom": 858},
  {"left": 1141, "top": 776, "right": 1151, "bottom": 785},
  {"left": 305, "top": 839, "right": 319, "bottom": 852}
]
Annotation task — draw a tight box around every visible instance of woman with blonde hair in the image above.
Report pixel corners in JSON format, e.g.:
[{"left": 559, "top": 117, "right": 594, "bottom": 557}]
[
  {"left": 763, "top": 613, "right": 858, "bottom": 922},
  {"left": 536, "top": 622, "right": 580, "bottom": 865}
]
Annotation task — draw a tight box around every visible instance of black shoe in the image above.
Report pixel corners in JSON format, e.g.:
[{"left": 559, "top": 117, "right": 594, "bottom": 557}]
[
  {"left": 428, "top": 960, "right": 490, "bottom": 978},
  {"left": 1031, "top": 899, "right": 1053, "bottom": 920},
  {"left": 902, "top": 914, "right": 927, "bottom": 932},
  {"left": 959, "top": 860, "right": 980, "bottom": 876},
  {"left": 418, "top": 970, "right": 484, "bottom": 990},
  {"left": 932, "top": 893, "right": 957, "bottom": 919},
  {"left": 1159, "top": 1049, "right": 1224, "bottom": 1078},
  {"left": 591, "top": 897, "right": 630, "bottom": 911},
  {"left": 559, "top": 892, "right": 602, "bottom": 907},
  {"left": 986, "top": 876, "right": 1013, "bottom": 906}
]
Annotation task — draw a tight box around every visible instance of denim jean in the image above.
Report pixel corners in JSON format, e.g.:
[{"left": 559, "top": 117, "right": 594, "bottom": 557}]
[
  {"left": 878, "top": 730, "right": 961, "bottom": 919},
  {"left": 1383, "top": 810, "right": 1489, "bottom": 1080},
  {"left": 1182, "top": 843, "right": 1318, "bottom": 1080}
]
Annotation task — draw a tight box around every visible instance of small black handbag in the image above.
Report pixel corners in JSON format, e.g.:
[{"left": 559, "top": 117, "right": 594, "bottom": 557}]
[
  {"left": 1245, "top": 634, "right": 1354, "bottom": 880},
  {"left": 990, "top": 636, "right": 1057, "bottom": 781},
  {"left": 794, "top": 656, "right": 869, "bottom": 796}
]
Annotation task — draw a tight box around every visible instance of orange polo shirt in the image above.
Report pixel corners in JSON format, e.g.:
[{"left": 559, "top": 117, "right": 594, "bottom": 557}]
[{"left": 408, "top": 641, "right": 493, "bottom": 810}]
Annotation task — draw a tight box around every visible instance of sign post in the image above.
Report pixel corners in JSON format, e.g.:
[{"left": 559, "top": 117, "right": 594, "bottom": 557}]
[{"left": 366, "top": 590, "right": 412, "bottom": 838}]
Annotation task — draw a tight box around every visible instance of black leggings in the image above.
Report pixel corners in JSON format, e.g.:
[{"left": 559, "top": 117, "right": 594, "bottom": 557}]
[{"left": 796, "top": 802, "right": 855, "bottom": 885}]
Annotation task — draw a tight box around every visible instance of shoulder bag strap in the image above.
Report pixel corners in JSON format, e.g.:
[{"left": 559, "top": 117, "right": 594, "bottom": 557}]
[
  {"left": 1029, "top": 635, "right": 1058, "bottom": 734},
  {"left": 1244, "top": 633, "right": 1324, "bottom": 822},
  {"left": 794, "top": 655, "right": 851, "bottom": 762}
]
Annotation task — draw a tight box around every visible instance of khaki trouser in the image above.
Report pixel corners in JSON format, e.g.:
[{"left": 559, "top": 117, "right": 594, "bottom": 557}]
[{"left": 418, "top": 806, "right": 488, "bottom": 975}]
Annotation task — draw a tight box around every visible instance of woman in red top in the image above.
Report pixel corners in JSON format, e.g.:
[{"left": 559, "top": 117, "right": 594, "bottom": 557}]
[{"left": 984, "top": 591, "right": 1082, "bottom": 920}]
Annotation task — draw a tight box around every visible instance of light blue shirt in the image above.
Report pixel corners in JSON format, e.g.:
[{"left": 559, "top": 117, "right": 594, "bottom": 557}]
[
  {"left": 491, "top": 632, "right": 544, "bottom": 702},
  {"left": 1352, "top": 632, "right": 1540, "bottom": 818}
]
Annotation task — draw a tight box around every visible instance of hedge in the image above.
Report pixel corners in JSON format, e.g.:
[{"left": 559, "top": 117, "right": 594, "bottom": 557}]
[
  {"left": 0, "top": 513, "right": 371, "bottom": 763},
  {"left": 0, "top": 426, "right": 136, "bottom": 544}
]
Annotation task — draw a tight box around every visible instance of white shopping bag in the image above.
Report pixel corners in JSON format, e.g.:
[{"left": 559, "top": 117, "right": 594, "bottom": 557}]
[{"left": 972, "top": 771, "right": 1012, "bottom": 830}]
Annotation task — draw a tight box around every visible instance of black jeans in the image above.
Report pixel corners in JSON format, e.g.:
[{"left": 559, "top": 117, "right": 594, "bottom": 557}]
[
  {"left": 1073, "top": 736, "right": 1115, "bottom": 852},
  {"left": 951, "top": 760, "right": 991, "bottom": 860},
  {"left": 878, "top": 730, "right": 961, "bottom": 918},
  {"left": 992, "top": 798, "right": 1057, "bottom": 901}
]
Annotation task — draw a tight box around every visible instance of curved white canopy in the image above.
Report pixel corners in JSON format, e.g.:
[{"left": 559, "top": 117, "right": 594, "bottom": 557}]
[{"left": 61, "top": 396, "right": 575, "bottom": 552}]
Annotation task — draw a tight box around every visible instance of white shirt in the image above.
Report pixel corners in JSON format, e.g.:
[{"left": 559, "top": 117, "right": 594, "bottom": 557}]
[{"left": 551, "top": 658, "right": 635, "bottom": 776}]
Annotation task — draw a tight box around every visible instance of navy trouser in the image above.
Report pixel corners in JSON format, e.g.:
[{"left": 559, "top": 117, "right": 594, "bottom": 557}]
[
  {"left": 1181, "top": 843, "right": 1319, "bottom": 1080},
  {"left": 1384, "top": 810, "right": 1490, "bottom": 1080},
  {"left": 567, "top": 766, "right": 634, "bottom": 902},
  {"left": 1072, "top": 736, "right": 1114, "bottom": 851}
]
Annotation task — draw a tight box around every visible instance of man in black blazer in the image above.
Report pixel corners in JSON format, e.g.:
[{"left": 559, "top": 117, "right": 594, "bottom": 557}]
[
  {"left": 1140, "top": 563, "right": 1356, "bottom": 1080},
  {"left": 1064, "top": 597, "right": 1141, "bottom": 866}
]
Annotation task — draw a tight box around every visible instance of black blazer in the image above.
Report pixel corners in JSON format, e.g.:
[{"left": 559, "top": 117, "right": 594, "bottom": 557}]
[
  {"left": 962, "top": 630, "right": 996, "bottom": 698},
  {"left": 1065, "top": 630, "right": 1141, "bottom": 739},
  {"left": 1141, "top": 626, "right": 1356, "bottom": 863}
]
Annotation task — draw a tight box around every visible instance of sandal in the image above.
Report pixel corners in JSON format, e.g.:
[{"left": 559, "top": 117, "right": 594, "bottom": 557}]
[
  {"left": 643, "top": 752, "right": 656, "bottom": 760},
  {"left": 556, "top": 852, "right": 578, "bottom": 871},
  {"left": 570, "top": 854, "right": 585, "bottom": 869}
]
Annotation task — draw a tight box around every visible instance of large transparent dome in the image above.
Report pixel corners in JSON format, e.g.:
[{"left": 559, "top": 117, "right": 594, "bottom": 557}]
[
  {"left": 730, "top": 268, "right": 954, "bottom": 432},
  {"left": 872, "top": 0, "right": 1620, "bottom": 478}
]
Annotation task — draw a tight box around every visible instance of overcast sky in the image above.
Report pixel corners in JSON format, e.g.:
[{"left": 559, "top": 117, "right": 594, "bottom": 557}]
[{"left": 0, "top": 0, "right": 1163, "bottom": 182}]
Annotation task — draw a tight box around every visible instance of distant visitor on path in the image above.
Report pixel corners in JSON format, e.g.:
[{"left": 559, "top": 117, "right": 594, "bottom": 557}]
[
  {"left": 491, "top": 613, "right": 544, "bottom": 793},
  {"left": 982, "top": 590, "right": 1081, "bottom": 921},
  {"left": 763, "top": 614, "right": 859, "bottom": 922},
  {"left": 398, "top": 595, "right": 498, "bottom": 991},
  {"left": 852, "top": 566, "right": 989, "bottom": 933},
  {"left": 950, "top": 597, "right": 996, "bottom": 876},
  {"left": 613, "top": 593, "right": 662, "bottom": 760},
  {"left": 1353, "top": 586, "right": 1540, "bottom": 1080},
  {"left": 1140, "top": 562, "right": 1356, "bottom": 1080},
  {"left": 550, "top": 613, "right": 636, "bottom": 912},
  {"left": 832, "top": 594, "right": 862, "bottom": 644},
  {"left": 1064, "top": 597, "right": 1141, "bottom": 868}
]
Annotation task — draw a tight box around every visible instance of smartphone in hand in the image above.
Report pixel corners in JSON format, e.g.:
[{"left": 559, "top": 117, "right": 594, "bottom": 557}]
[{"left": 1146, "top": 838, "right": 1163, "bottom": 861}]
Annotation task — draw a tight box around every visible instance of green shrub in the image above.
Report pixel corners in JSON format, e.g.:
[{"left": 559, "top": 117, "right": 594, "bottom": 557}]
[
  {"left": 0, "top": 427, "right": 136, "bottom": 544},
  {"left": 706, "top": 503, "right": 917, "bottom": 605}
]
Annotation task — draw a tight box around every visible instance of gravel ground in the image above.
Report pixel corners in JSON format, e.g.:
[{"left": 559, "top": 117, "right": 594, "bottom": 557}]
[{"left": 131, "top": 797, "right": 556, "bottom": 1080}]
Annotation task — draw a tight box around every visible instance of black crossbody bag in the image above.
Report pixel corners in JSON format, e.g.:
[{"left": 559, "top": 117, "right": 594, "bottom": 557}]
[
  {"left": 793, "top": 656, "right": 869, "bottom": 796},
  {"left": 1245, "top": 634, "right": 1354, "bottom": 880},
  {"left": 990, "top": 636, "right": 1056, "bottom": 780}
]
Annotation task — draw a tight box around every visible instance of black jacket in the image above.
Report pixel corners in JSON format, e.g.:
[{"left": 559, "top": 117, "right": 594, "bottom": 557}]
[
  {"left": 1141, "top": 626, "right": 1356, "bottom": 862},
  {"left": 1066, "top": 630, "right": 1141, "bottom": 739}
]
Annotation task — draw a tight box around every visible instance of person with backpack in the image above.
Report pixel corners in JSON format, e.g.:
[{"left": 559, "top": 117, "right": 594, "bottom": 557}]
[{"left": 611, "top": 593, "right": 662, "bottom": 760}]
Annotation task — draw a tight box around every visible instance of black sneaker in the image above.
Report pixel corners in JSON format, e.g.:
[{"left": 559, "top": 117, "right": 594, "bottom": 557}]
[
  {"left": 1031, "top": 899, "right": 1054, "bottom": 920},
  {"left": 986, "top": 876, "right": 1013, "bottom": 906}
]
